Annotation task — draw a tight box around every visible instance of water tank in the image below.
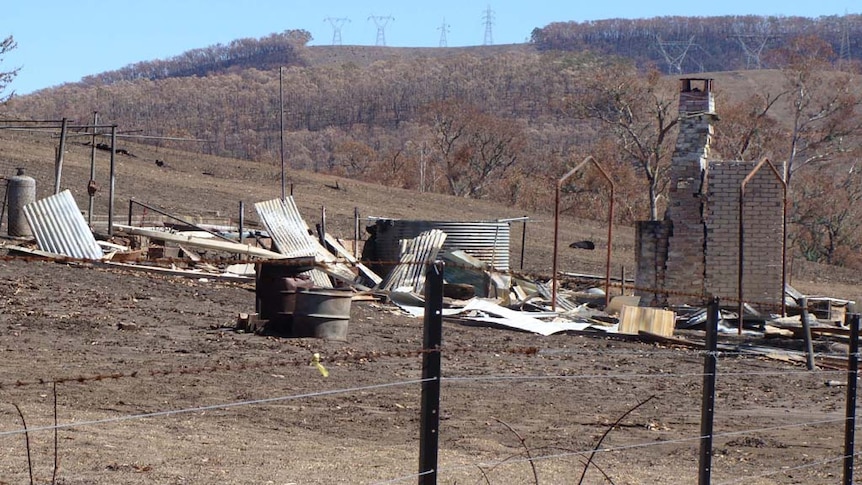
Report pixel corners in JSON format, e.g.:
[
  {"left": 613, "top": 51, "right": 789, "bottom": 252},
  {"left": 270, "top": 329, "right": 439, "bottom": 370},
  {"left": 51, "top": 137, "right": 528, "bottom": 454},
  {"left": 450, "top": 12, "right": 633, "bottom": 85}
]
[
  {"left": 7, "top": 168, "right": 36, "bottom": 237},
  {"left": 370, "top": 219, "right": 511, "bottom": 275}
]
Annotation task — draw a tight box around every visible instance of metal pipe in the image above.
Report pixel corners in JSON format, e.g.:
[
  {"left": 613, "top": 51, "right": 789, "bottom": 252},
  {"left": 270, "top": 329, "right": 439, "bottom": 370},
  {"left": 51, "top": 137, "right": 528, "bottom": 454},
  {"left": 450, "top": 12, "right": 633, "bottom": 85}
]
[
  {"left": 800, "top": 297, "right": 815, "bottom": 370},
  {"left": 88, "top": 112, "right": 98, "bottom": 226},
  {"left": 354, "top": 206, "right": 360, "bottom": 259},
  {"left": 552, "top": 183, "right": 561, "bottom": 311},
  {"left": 843, "top": 312, "right": 860, "bottom": 485},
  {"left": 53, "top": 118, "right": 68, "bottom": 194},
  {"left": 552, "top": 156, "right": 615, "bottom": 311},
  {"left": 129, "top": 199, "right": 236, "bottom": 243},
  {"left": 238, "top": 201, "right": 245, "bottom": 243},
  {"left": 520, "top": 216, "right": 527, "bottom": 271},
  {"left": 0, "top": 119, "right": 72, "bottom": 124},
  {"left": 320, "top": 206, "right": 326, "bottom": 247},
  {"left": 279, "top": 66, "right": 286, "bottom": 202},
  {"left": 108, "top": 125, "right": 117, "bottom": 236},
  {"left": 621, "top": 265, "right": 626, "bottom": 296}
]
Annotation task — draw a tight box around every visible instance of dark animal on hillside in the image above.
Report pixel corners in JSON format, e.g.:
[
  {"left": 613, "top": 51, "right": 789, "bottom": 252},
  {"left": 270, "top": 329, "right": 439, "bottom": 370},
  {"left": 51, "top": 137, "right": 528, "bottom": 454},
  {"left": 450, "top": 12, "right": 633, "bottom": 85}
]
[
  {"left": 569, "top": 240, "right": 596, "bottom": 250},
  {"left": 155, "top": 159, "right": 165, "bottom": 167}
]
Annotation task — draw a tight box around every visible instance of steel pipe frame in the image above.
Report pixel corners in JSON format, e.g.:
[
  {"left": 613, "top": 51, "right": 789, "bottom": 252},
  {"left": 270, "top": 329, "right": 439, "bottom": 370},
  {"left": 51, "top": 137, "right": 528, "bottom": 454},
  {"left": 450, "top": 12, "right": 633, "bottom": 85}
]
[{"left": 553, "top": 156, "right": 615, "bottom": 311}]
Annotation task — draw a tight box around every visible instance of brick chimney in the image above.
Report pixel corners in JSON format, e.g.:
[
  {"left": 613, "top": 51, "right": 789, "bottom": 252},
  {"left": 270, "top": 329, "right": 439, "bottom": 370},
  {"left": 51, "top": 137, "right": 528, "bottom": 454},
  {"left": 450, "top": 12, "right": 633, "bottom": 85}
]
[
  {"left": 663, "top": 78, "right": 717, "bottom": 305},
  {"left": 678, "top": 78, "right": 715, "bottom": 115}
]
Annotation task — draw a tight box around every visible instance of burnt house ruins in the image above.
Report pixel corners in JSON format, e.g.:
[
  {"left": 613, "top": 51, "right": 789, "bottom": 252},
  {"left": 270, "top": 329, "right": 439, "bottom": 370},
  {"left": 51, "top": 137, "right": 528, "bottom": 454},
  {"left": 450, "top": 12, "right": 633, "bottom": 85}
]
[{"left": 635, "top": 78, "right": 786, "bottom": 312}]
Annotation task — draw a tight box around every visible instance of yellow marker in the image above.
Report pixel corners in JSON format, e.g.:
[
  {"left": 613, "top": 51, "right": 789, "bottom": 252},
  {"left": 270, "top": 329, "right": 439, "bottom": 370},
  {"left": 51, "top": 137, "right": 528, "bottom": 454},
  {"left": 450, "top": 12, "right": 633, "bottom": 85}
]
[{"left": 311, "top": 352, "right": 329, "bottom": 378}]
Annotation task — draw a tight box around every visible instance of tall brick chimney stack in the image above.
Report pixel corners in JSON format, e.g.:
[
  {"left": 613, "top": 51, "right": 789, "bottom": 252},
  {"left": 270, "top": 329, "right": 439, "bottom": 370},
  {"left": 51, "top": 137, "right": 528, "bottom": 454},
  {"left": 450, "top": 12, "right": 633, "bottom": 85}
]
[
  {"left": 663, "top": 78, "right": 717, "bottom": 305},
  {"left": 678, "top": 78, "right": 715, "bottom": 116}
]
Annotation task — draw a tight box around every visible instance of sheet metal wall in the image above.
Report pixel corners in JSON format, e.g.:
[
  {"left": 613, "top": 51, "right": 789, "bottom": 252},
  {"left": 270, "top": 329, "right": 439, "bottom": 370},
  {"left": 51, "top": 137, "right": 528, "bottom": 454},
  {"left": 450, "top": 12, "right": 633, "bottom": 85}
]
[
  {"left": 372, "top": 219, "right": 510, "bottom": 271},
  {"left": 23, "top": 189, "right": 103, "bottom": 260}
]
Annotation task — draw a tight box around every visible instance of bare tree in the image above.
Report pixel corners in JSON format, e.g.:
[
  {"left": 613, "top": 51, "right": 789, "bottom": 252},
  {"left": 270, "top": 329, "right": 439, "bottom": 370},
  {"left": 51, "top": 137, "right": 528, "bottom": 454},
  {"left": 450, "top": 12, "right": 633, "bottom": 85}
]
[
  {"left": 791, "top": 163, "right": 862, "bottom": 266},
  {"left": 712, "top": 91, "right": 785, "bottom": 162},
  {"left": 568, "top": 62, "right": 678, "bottom": 220},
  {"left": 428, "top": 101, "right": 525, "bottom": 199},
  {"left": 0, "top": 35, "right": 19, "bottom": 102},
  {"left": 766, "top": 35, "right": 862, "bottom": 184}
]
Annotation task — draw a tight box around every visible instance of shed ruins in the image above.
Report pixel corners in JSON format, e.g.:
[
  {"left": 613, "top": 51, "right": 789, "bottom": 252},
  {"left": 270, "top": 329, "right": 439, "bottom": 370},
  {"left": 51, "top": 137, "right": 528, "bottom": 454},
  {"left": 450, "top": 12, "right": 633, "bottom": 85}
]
[{"left": 635, "top": 78, "right": 786, "bottom": 312}]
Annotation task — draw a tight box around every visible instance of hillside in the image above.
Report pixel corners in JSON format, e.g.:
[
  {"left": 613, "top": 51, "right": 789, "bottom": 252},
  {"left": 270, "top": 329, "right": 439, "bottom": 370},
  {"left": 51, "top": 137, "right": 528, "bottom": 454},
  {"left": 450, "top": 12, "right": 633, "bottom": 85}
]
[
  {"left": 1, "top": 123, "right": 860, "bottom": 307},
  {"left": 3, "top": 13, "right": 862, "bottom": 277}
]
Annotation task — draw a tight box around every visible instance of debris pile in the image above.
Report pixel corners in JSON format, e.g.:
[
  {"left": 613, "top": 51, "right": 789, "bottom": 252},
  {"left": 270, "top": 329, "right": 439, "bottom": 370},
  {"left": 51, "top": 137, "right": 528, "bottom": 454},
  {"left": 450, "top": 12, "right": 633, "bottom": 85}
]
[{"left": 0, "top": 191, "right": 856, "bottom": 364}]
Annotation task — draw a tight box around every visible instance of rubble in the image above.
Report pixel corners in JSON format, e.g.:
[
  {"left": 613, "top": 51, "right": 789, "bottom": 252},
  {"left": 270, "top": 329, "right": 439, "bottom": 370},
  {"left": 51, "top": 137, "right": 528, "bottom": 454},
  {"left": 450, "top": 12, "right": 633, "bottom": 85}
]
[{"left": 2, "top": 189, "right": 858, "bottom": 365}]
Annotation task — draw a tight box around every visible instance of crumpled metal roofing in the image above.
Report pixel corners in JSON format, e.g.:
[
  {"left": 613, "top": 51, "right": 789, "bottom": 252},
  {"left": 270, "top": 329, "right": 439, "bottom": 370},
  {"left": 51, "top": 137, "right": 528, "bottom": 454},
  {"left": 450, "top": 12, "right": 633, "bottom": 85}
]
[
  {"left": 254, "top": 197, "right": 358, "bottom": 288},
  {"left": 380, "top": 229, "right": 447, "bottom": 294},
  {"left": 23, "top": 189, "right": 103, "bottom": 260},
  {"left": 254, "top": 197, "right": 319, "bottom": 258}
]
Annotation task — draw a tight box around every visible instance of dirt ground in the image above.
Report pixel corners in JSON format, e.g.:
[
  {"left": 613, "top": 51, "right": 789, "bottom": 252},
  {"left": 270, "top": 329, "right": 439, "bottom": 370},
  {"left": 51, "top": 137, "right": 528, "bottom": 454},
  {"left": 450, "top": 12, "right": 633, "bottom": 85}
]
[
  {"left": 0, "top": 131, "right": 860, "bottom": 484},
  {"left": 0, "top": 259, "right": 856, "bottom": 485}
]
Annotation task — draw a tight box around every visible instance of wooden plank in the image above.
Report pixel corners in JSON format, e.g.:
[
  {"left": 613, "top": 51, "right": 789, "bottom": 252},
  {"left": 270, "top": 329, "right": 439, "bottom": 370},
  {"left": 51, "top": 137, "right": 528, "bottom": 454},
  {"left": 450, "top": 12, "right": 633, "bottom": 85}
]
[
  {"left": 324, "top": 233, "right": 382, "bottom": 285},
  {"left": 99, "top": 261, "right": 254, "bottom": 282},
  {"left": 113, "top": 224, "right": 287, "bottom": 259},
  {"left": 619, "top": 305, "right": 675, "bottom": 337}
]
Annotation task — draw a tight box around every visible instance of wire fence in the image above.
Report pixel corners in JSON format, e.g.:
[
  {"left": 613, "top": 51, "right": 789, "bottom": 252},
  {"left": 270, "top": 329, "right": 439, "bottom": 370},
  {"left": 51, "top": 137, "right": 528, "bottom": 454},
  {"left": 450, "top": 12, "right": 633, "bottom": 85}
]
[{"left": 0, "top": 247, "right": 859, "bottom": 483}]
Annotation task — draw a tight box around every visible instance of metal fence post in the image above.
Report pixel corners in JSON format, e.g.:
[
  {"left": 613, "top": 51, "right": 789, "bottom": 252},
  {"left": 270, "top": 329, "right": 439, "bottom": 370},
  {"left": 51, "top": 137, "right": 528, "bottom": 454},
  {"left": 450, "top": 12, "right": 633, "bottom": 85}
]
[
  {"left": 419, "top": 261, "right": 444, "bottom": 485},
  {"left": 800, "top": 297, "right": 816, "bottom": 370},
  {"left": 843, "top": 312, "right": 860, "bottom": 485},
  {"left": 238, "top": 201, "right": 245, "bottom": 243},
  {"left": 699, "top": 297, "right": 720, "bottom": 485}
]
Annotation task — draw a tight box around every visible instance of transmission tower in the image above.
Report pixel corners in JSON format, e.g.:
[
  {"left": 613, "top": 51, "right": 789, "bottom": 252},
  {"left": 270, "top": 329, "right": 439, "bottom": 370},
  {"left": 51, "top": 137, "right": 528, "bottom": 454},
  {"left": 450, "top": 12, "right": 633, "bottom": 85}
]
[
  {"left": 733, "top": 34, "right": 774, "bottom": 70},
  {"left": 656, "top": 36, "right": 696, "bottom": 74},
  {"left": 324, "top": 17, "right": 350, "bottom": 46},
  {"left": 840, "top": 11, "right": 852, "bottom": 69},
  {"left": 482, "top": 5, "right": 495, "bottom": 45},
  {"left": 438, "top": 18, "right": 451, "bottom": 47},
  {"left": 368, "top": 15, "right": 394, "bottom": 46}
]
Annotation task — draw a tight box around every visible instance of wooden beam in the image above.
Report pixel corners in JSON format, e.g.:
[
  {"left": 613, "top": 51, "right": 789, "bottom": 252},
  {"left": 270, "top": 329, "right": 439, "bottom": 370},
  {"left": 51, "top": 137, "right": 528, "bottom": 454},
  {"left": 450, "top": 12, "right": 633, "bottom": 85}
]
[{"left": 113, "top": 224, "right": 286, "bottom": 259}]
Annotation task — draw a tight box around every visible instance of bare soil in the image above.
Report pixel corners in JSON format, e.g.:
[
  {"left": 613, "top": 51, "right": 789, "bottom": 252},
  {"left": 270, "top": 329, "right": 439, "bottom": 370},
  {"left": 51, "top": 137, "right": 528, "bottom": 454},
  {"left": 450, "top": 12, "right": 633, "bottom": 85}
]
[{"left": 0, "top": 130, "right": 859, "bottom": 484}]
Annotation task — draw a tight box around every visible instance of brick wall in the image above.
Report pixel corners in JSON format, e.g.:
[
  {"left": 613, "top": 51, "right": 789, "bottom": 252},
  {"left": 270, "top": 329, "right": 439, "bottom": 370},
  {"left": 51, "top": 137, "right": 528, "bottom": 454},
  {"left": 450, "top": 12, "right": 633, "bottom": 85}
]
[
  {"left": 635, "top": 220, "right": 671, "bottom": 306},
  {"left": 704, "top": 161, "right": 785, "bottom": 310}
]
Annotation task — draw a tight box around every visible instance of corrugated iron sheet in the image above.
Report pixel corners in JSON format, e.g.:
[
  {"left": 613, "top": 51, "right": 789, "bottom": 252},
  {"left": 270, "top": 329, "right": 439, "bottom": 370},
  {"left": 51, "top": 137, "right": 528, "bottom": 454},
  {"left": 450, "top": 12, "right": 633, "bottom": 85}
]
[
  {"left": 254, "top": 198, "right": 318, "bottom": 258},
  {"left": 255, "top": 197, "right": 360, "bottom": 288},
  {"left": 381, "top": 229, "right": 447, "bottom": 293},
  {"left": 373, "top": 219, "right": 510, "bottom": 271},
  {"left": 23, "top": 189, "right": 103, "bottom": 260}
]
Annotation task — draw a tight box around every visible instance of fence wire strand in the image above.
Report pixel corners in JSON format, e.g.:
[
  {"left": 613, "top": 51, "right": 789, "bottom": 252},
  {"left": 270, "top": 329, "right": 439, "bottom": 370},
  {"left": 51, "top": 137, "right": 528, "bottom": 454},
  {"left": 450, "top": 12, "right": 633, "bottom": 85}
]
[{"left": 0, "top": 378, "right": 432, "bottom": 438}]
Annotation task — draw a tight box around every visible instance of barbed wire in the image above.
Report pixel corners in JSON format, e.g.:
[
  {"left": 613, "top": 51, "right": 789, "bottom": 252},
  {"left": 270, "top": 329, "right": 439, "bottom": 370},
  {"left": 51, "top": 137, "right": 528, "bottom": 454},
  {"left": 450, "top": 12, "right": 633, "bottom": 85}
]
[
  {"left": 0, "top": 249, "right": 831, "bottom": 313},
  {"left": 0, "top": 372, "right": 850, "bottom": 480},
  {"left": 0, "top": 342, "right": 850, "bottom": 392},
  {"left": 443, "top": 368, "right": 848, "bottom": 384}
]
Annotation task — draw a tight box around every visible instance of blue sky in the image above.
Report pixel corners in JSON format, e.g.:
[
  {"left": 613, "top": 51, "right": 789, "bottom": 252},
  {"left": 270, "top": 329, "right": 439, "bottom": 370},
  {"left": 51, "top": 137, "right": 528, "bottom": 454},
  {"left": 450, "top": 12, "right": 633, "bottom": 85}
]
[{"left": 2, "top": 0, "right": 856, "bottom": 95}]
